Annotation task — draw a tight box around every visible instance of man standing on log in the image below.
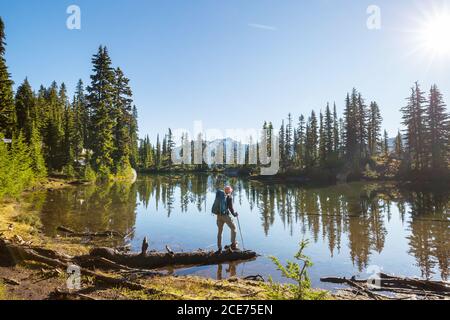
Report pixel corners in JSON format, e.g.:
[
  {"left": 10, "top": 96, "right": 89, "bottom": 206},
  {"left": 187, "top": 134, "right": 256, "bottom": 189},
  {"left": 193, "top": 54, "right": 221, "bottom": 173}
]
[{"left": 212, "top": 186, "right": 238, "bottom": 253}]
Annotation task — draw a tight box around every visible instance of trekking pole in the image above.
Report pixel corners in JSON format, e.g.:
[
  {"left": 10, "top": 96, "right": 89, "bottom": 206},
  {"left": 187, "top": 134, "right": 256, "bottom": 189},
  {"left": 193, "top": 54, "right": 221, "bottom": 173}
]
[{"left": 236, "top": 215, "right": 245, "bottom": 251}]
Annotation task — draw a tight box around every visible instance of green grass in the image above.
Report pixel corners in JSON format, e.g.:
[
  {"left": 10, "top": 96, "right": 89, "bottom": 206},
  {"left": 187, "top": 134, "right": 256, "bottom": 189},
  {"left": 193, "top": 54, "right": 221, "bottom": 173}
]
[{"left": 0, "top": 281, "right": 7, "bottom": 300}]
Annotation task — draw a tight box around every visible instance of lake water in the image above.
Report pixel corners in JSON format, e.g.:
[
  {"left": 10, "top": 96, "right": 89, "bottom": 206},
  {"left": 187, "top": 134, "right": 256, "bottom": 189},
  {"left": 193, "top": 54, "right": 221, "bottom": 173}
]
[{"left": 24, "top": 174, "right": 449, "bottom": 289}]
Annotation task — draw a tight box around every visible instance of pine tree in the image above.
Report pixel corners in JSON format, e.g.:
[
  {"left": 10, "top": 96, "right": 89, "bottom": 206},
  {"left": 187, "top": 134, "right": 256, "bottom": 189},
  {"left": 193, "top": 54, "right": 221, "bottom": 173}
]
[
  {"left": 87, "top": 46, "right": 116, "bottom": 177},
  {"left": 167, "top": 128, "right": 175, "bottom": 166},
  {"left": 10, "top": 132, "right": 34, "bottom": 195},
  {"left": 296, "top": 115, "right": 305, "bottom": 168},
  {"left": 29, "top": 124, "right": 47, "bottom": 179},
  {"left": 0, "top": 134, "right": 11, "bottom": 198},
  {"left": 325, "top": 103, "right": 333, "bottom": 157},
  {"left": 356, "top": 92, "right": 368, "bottom": 159},
  {"left": 333, "top": 103, "right": 339, "bottom": 153},
  {"left": 401, "top": 82, "right": 427, "bottom": 170},
  {"left": 14, "top": 78, "right": 36, "bottom": 142},
  {"left": 383, "top": 130, "right": 389, "bottom": 156},
  {"left": 285, "top": 114, "right": 293, "bottom": 162},
  {"left": 319, "top": 111, "right": 326, "bottom": 165},
  {"left": 368, "top": 101, "right": 382, "bottom": 156},
  {"left": 279, "top": 120, "right": 285, "bottom": 166},
  {"left": 156, "top": 134, "right": 161, "bottom": 167},
  {"left": 344, "top": 92, "right": 358, "bottom": 163},
  {"left": 0, "top": 18, "right": 15, "bottom": 138},
  {"left": 42, "top": 82, "right": 64, "bottom": 170},
  {"left": 266, "top": 121, "right": 273, "bottom": 158},
  {"left": 112, "top": 67, "right": 133, "bottom": 172},
  {"left": 130, "top": 105, "right": 139, "bottom": 168},
  {"left": 394, "top": 131, "right": 403, "bottom": 158},
  {"left": 425, "top": 85, "right": 449, "bottom": 170},
  {"left": 305, "top": 111, "right": 318, "bottom": 167},
  {"left": 72, "top": 79, "right": 86, "bottom": 163},
  {"left": 60, "top": 83, "right": 75, "bottom": 176}
]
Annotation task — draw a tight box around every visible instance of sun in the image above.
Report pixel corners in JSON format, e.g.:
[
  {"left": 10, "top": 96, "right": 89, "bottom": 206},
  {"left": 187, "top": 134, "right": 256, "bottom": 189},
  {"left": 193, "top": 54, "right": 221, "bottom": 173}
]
[{"left": 417, "top": 11, "right": 450, "bottom": 57}]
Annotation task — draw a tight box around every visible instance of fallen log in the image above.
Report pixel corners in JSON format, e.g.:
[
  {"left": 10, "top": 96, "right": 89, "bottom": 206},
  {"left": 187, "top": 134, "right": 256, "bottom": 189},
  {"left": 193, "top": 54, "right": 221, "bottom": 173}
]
[
  {"left": 321, "top": 274, "right": 450, "bottom": 298},
  {"left": 57, "top": 226, "right": 125, "bottom": 238},
  {"left": 0, "top": 239, "right": 168, "bottom": 296},
  {"left": 89, "top": 247, "right": 258, "bottom": 269},
  {"left": 48, "top": 289, "right": 98, "bottom": 301}
]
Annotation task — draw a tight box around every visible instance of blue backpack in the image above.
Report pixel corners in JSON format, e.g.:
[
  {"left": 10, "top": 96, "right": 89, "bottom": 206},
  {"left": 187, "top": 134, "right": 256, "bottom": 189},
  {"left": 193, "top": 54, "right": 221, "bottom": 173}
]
[{"left": 212, "top": 190, "right": 228, "bottom": 215}]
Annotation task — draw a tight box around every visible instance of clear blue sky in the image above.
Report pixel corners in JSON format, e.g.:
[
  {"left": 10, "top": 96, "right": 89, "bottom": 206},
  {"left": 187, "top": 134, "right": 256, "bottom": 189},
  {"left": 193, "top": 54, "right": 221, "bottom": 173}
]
[{"left": 1, "top": 0, "right": 449, "bottom": 140}]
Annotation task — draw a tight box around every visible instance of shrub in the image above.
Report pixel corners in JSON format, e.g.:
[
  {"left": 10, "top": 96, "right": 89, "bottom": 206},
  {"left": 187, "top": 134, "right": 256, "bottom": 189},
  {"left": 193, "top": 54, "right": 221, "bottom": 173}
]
[{"left": 265, "top": 240, "right": 328, "bottom": 300}]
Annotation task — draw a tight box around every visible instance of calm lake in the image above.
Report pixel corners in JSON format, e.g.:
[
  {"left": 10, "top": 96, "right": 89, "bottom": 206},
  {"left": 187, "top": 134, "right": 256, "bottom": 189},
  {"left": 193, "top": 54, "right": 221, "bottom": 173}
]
[{"left": 24, "top": 174, "right": 449, "bottom": 289}]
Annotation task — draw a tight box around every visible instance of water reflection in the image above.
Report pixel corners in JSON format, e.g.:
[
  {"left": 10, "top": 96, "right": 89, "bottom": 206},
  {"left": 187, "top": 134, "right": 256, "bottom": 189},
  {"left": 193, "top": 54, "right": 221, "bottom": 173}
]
[{"left": 29, "top": 174, "right": 449, "bottom": 281}]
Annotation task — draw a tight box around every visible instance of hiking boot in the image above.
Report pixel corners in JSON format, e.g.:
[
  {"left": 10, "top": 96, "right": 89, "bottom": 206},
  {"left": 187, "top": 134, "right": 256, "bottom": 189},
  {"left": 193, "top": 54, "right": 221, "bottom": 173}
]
[
  {"left": 230, "top": 243, "right": 239, "bottom": 251},
  {"left": 215, "top": 248, "right": 223, "bottom": 254}
]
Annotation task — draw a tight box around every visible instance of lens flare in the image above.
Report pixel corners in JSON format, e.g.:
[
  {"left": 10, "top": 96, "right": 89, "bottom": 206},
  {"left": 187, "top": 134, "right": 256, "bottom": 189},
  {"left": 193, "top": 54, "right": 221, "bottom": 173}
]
[{"left": 417, "top": 12, "right": 450, "bottom": 56}]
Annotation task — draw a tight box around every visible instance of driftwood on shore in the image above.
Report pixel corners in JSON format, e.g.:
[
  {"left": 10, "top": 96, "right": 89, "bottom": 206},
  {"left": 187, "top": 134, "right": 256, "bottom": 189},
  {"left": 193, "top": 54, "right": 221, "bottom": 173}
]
[
  {"left": 87, "top": 247, "right": 258, "bottom": 269},
  {"left": 321, "top": 274, "right": 450, "bottom": 299}
]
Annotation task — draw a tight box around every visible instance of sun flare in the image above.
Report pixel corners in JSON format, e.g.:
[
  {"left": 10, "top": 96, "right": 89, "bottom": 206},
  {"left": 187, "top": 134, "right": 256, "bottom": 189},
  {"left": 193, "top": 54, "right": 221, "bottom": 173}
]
[{"left": 417, "top": 11, "right": 450, "bottom": 57}]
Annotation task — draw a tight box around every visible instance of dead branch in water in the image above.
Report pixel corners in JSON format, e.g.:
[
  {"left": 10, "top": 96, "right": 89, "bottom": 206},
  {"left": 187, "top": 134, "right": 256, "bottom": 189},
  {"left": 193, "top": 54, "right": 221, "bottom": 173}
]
[{"left": 57, "top": 226, "right": 125, "bottom": 238}]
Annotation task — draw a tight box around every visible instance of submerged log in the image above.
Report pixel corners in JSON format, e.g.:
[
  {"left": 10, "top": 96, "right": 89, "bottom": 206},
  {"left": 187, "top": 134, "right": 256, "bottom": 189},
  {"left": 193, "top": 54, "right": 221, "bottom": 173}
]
[
  {"left": 89, "top": 247, "right": 258, "bottom": 269},
  {"left": 57, "top": 226, "right": 125, "bottom": 238}
]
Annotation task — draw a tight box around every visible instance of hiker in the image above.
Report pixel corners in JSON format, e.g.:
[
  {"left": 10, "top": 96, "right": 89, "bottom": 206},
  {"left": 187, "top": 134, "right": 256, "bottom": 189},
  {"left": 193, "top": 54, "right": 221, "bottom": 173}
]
[{"left": 212, "top": 186, "right": 239, "bottom": 253}]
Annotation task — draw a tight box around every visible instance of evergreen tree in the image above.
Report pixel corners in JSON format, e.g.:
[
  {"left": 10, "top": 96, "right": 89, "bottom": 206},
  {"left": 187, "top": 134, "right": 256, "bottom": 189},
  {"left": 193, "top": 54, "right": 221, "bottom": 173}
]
[
  {"left": 356, "top": 92, "right": 368, "bottom": 159},
  {"left": 344, "top": 92, "right": 358, "bottom": 163},
  {"left": 167, "top": 128, "right": 175, "bottom": 166},
  {"left": 62, "top": 83, "right": 75, "bottom": 173},
  {"left": 0, "top": 18, "right": 15, "bottom": 138},
  {"left": 285, "top": 113, "right": 293, "bottom": 162},
  {"left": 333, "top": 103, "right": 339, "bottom": 153},
  {"left": 10, "top": 132, "right": 34, "bottom": 195},
  {"left": 112, "top": 67, "right": 133, "bottom": 171},
  {"left": 72, "top": 79, "right": 87, "bottom": 163},
  {"left": 394, "top": 131, "right": 403, "bottom": 158},
  {"left": 42, "top": 82, "right": 64, "bottom": 170},
  {"left": 0, "top": 135, "right": 10, "bottom": 199},
  {"left": 29, "top": 124, "right": 47, "bottom": 179},
  {"left": 425, "top": 85, "right": 449, "bottom": 169},
  {"left": 156, "top": 134, "right": 161, "bottom": 167},
  {"left": 296, "top": 115, "right": 305, "bottom": 168},
  {"left": 368, "top": 101, "right": 382, "bottom": 156},
  {"left": 266, "top": 121, "right": 273, "bottom": 158},
  {"left": 401, "top": 82, "right": 427, "bottom": 170},
  {"left": 279, "top": 120, "right": 285, "bottom": 165},
  {"left": 14, "top": 78, "right": 36, "bottom": 142},
  {"left": 383, "top": 130, "right": 389, "bottom": 156},
  {"left": 87, "top": 46, "right": 116, "bottom": 177},
  {"left": 305, "top": 111, "right": 318, "bottom": 167},
  {"left": 319, "top": 111, "right": 326, "bottom": 165},
  {"left": 130, "top": 105, "right": 139, "bottom": 168},
  {"left": 324, "top": 103, "right": 333, "bottom": 156}
]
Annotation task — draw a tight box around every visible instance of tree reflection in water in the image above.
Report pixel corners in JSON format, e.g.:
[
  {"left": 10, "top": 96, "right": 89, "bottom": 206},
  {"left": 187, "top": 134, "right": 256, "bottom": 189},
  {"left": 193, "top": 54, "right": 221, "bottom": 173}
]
[{"left": 29, "top": 175, "right": 449, "bottom": 281}]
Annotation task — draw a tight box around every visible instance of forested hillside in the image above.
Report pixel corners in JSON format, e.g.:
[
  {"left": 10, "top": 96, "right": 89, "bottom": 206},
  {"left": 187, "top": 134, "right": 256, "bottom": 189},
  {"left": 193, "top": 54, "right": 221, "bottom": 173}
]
[{"left": 0, "top": 18, "right": 139, "bottom": 198}]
